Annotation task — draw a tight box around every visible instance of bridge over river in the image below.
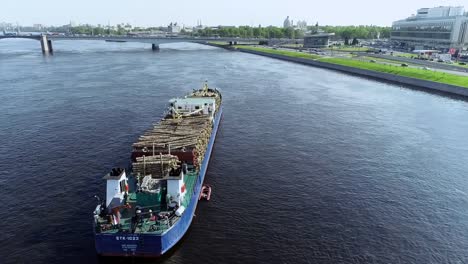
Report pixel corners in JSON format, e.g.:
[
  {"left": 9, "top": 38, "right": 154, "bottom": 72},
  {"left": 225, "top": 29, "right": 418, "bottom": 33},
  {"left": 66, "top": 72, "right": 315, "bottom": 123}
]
[{"left": 0, "top": 35, "right": 302, "bottom": 54}]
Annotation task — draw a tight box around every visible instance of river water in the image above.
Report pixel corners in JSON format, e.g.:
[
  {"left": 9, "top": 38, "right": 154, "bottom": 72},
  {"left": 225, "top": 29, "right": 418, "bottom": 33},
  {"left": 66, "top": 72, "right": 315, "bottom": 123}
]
[{"left": 1, "top": 40, "right": 468, "bottom": 264}]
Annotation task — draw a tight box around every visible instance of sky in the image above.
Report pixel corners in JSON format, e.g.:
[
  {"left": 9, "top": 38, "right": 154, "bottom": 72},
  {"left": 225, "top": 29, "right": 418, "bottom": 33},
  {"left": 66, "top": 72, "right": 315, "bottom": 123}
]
[{"left": 1, "top": 0, "right": 467, "bottom": 27}]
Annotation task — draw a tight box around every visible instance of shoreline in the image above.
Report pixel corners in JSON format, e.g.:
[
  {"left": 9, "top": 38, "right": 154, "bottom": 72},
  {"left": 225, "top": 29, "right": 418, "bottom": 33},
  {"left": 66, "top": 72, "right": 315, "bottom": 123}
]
[{"left": 205, "top": 43, "right": 468, "bottom": 97}]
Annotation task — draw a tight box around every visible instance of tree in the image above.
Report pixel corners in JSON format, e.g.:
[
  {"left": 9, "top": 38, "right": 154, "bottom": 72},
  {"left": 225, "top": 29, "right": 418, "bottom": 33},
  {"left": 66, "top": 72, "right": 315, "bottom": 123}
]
[
  {"left": 253, "top": 27, "right": 262, "bottom": 38},
  {"left": 294, "top": 29, "right": 304, "bottom": 39},
  {"left": 116, "top": 24, "right": 125, "bottom": 35},
  {"left": 351, "top": 37, "right": 359, "bottom": 45},
  {"left": 344, "top": 37, "right": 349, "bottom": 45},
  {"left": 283, "top": 27, "right": 295, "bottom": 39},
  {"left": 317, "top": 25, "right": 391, "bottom": 40}
]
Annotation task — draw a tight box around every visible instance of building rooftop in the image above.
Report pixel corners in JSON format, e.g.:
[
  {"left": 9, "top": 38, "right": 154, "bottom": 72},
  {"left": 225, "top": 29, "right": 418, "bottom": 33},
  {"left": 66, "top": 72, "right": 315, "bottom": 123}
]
[{"left": 395, "top": 6, "right": 466, "bottom": 23}]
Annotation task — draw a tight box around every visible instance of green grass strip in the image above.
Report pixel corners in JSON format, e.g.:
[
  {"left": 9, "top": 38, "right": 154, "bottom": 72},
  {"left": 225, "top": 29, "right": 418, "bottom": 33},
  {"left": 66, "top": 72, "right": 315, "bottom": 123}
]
[
  {"left": 324, "top": 46, "right": 371, "bottom": 52},
  {"left": 235, "top": 45, "right": 322, "bottom": 60},
  {"left": 318, "top": 57, "right": 468, "bottom": 88},
  {"left": 207, "top": 41, "right": 229, "bottom": 45},
  {"left": 236, "top": 46, "right": 468, "bottom": 88},
  {"left": 395, "top": 53, "right": 416, "bottom": 58}
]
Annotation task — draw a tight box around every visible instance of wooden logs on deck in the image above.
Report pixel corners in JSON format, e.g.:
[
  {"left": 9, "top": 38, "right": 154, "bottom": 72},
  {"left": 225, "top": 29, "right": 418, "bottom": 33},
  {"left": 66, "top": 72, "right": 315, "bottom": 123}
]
[
  {"left": 132, "top": 115, "right": 213, "bottom": 172},
  {"left": 132, "top": 154, "right": 179, "bottom": 178}
]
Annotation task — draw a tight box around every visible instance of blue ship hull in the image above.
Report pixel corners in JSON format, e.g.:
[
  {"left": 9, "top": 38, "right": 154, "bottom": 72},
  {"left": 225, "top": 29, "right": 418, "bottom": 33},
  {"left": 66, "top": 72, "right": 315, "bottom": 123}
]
[{"left": 95, "top": 106, "right": 223, "bottom": 257}]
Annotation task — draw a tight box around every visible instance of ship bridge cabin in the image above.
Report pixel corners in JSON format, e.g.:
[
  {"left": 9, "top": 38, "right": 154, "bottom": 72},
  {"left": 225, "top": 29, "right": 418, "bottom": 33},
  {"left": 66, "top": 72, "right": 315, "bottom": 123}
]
[{"left": 169, "top": 97, "right": 216, "bottom": 119}]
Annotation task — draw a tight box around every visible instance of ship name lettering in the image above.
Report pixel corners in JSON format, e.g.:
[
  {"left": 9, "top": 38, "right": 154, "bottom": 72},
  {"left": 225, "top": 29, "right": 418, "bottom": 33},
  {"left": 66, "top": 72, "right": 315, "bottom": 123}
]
[{"left": 116, "top": 236, "right": 139, "bottom": 241}]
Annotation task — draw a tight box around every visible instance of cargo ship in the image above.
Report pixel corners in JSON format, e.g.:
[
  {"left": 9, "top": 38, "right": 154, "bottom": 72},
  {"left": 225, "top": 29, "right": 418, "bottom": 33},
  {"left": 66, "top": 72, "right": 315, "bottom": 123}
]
[{"left": 93, "top": 83, "right": 222, "bottom": 257}]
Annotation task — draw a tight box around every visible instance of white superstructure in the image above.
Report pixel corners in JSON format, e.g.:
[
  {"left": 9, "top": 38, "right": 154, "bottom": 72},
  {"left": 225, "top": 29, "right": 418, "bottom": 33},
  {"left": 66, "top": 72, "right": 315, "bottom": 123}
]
[
  {"left": 103, "top": 168, "right": 128, "bottom": 207},
  {"left": 169, "top": 97, "right": 216, "bottom": 119},
  {"left": 166, "top": 170, "right": 186, "bottom": 207}
]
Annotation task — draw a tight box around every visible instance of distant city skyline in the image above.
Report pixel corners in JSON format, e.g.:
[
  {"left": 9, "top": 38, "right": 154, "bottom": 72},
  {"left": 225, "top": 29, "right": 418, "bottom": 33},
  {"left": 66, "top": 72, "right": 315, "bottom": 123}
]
[{"left": 1, "top": 0, "right": 466, "bottom": 27}]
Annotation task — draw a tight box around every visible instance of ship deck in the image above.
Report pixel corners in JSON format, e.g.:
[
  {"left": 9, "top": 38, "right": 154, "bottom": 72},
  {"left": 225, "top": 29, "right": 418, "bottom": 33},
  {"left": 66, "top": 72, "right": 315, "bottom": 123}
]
[{"left": 96, "top": 170, "right": 198, "bottom": 235}]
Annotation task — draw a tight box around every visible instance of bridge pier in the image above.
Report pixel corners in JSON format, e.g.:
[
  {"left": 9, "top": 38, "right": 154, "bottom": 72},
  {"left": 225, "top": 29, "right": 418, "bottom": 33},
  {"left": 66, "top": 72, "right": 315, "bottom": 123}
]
[
  {"left": 48, "top": 39, "right": 53, "bottom": 53},
  {"left": 40, "top": 35, "right": 53, "bottom": 54},
  {"left": 152, "top": 44, "right": 160, "bottom": 52}
]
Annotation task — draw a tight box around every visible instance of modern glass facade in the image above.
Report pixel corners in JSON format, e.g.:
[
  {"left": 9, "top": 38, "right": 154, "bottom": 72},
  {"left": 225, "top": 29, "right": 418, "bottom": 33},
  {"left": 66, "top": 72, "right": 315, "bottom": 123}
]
[
  {"left": 391, "top": 32, "right": 451, "bottom": 40},
  {"left": 391, "top": 6, "right": 468, "bottom": 49}
]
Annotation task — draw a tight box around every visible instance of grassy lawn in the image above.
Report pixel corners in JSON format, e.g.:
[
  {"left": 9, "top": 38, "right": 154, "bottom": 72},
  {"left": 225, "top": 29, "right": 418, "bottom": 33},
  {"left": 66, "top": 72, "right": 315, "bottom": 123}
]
[
  {"left": 207, "top": 41, "right": 229, "bottom": 45},
  {"left": 235, "top": 45, "right": 322, "bottom": 60},
  {"left": 318, "top": 57, "right": 468, "bottom": 88},
  {"left": 233, "top": 45, "right": 468, "bottom": 88},
  {"left": 352, "top": 56, "right": 406, "bottom": 65},
  {"left": 325, "top": 46, "right": 371, "bottom": 52},
  {"left": 394, "top": 52, "right": 416, "bottom": 58}
]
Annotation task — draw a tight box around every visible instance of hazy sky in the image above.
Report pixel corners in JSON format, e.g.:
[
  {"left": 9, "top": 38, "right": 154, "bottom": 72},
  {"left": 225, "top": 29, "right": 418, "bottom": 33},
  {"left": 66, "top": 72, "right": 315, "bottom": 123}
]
[{"left": 1, "top": 0, "right": 466, "bottom": 27}]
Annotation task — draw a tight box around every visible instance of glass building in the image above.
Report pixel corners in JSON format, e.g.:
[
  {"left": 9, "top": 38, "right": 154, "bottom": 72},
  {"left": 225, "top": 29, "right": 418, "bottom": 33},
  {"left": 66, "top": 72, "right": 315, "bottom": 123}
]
[{"left": 391, "top": 6, "right": 468, "bottom": 51}]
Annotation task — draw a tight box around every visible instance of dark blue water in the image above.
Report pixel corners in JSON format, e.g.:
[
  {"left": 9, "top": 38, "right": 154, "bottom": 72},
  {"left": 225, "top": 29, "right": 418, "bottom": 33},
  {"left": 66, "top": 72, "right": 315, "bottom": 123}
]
[{"left": 1, "top": 39, "right": 468, "bottom": 264}]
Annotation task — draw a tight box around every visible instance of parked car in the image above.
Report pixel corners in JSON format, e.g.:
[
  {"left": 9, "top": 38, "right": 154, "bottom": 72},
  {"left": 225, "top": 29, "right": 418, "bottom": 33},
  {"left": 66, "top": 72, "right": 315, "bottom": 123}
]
[{"left": 401, "top": 63, "right": 409, "bottom": 67}]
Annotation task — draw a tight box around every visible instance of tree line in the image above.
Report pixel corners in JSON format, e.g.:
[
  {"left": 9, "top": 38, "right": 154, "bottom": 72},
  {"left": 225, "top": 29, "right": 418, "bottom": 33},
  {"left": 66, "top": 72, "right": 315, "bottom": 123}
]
[
  {"left": 45, "top": 24, "right": 391, "bottom": 40},
  {"left": 188, "top": 25, "right": 390, "bottom": 40},
  {"left": 191, "top": 26, "right": 305, "bottom": 39},
  {"left": 69, "top": 25, "right": 132, "bottom": 35},
  {"left": 318, "top": 25, "right": 391, "bottom": 39}
]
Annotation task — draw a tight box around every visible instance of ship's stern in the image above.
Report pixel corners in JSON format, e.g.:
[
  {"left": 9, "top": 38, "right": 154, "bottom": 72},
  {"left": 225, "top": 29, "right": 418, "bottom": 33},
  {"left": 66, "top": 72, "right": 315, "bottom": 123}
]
[{"left": 95, "top": 233, "right": 163, "bottom": 257}]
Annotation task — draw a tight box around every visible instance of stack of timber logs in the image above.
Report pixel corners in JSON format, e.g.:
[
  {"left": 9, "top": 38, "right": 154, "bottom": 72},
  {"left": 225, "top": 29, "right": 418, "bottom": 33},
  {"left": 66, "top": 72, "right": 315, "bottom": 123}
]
[
  {"left": 132, "top": 115, "right": 213, "bottom": 172},
  {"left": 132, "top": 154, "right": 179, "bottom": 178}
]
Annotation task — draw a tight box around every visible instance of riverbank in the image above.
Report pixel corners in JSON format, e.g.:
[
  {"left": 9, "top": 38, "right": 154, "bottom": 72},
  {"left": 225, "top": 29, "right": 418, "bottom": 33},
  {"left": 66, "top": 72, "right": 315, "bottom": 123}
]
[{"left": 207, "top": 43, "right": 468, "bottom": 97}]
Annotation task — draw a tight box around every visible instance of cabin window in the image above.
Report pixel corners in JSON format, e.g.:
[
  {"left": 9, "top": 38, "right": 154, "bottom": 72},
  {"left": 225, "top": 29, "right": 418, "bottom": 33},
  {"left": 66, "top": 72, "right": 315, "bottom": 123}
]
[
  {"left": 177, "top": 106, "right": 182, "bottom": 110},
  {"left": 195, "top": 106, "right": 200, "bottom": 110}
]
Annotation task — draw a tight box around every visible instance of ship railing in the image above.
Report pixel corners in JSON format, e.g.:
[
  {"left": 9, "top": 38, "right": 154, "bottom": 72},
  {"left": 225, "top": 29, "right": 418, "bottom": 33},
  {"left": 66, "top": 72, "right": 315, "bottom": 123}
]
[{"left": 96, "top": 210, "right": 181, "bottom": 234}]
